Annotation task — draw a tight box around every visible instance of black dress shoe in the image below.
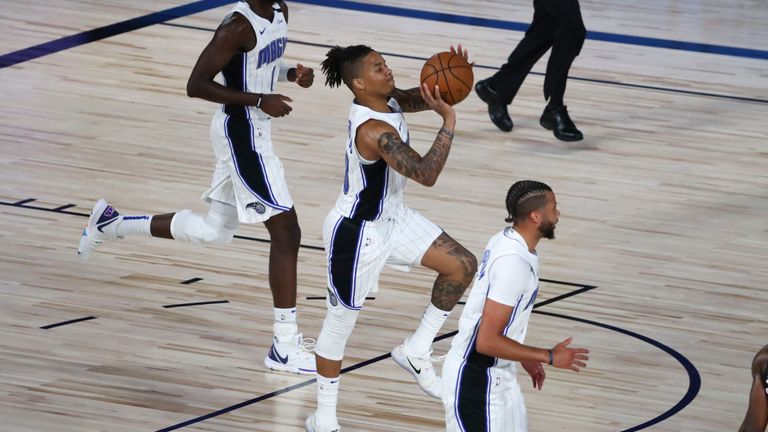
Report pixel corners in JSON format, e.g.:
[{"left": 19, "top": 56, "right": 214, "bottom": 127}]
[
  {"left": 475, "top": 79, "right": 513, "bottom": 132},
  {"left": 540, "top": 105, "right": 583, "bottom": 141}
]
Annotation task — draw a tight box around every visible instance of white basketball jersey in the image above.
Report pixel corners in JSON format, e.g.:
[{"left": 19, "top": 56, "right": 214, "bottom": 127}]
[
  {"left": 334, "top": 98, "right": 409, "bottom": 221},
  {"left": 221, "top": 1, "right": 288, "bottom": 120},
  {"left": 449, "top": 227, "right": 540, "bottom": 374}
]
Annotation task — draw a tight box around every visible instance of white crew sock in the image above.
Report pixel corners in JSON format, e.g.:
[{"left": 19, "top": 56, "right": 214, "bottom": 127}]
[
  {"left": 315, "top": 374, "right": 340, "bottom": 428},
  {"left": 116, "top": 215, "right": 152, "bottom": 237},
  {"left": 406, "top": 303, "right": 450, "bottom": 357},
  {"left": 274, "top": 307, "right": 298, "bottom": 342}
]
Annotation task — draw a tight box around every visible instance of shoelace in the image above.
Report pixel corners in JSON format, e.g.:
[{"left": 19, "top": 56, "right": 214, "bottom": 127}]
[
  {"left": 430, "top": 353, "right": 447, "bottom": 363},
  {"left": 299, "top": 337, "right": 316, "bottom": 353}
]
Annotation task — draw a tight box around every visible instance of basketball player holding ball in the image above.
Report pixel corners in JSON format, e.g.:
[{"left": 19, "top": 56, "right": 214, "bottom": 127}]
[{"left": 305, "top": 44, "right": 478, "bottom": 432}]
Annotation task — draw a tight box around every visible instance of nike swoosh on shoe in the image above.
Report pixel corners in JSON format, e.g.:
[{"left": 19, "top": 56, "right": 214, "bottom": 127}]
[
  {"left": 270, "top": 345, "right": 289, "bottom": 364},
  {"left": 406, "top": 356, "right": 421, "bottom": 374}
]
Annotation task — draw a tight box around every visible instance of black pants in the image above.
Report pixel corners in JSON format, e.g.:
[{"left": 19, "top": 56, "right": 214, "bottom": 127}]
[{"left": 488, "top": 0, "right": 586, "bottom": 107}]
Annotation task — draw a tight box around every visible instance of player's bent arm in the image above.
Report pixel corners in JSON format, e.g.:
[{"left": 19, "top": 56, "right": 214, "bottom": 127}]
[
  {"left": 475, "top": 298, "right": 551, "bottom": 363},
  {"left": 390, "top": 87, "right": 429, "bottom": 113},
  {"left": 740, "top": 348, "right": 768, "bottom": 432},
  {"left": 357, "top": 120, "right": 453, "bottom": 187},
  {"left": 186, "top": 14, "right": 261, "bottom": 106}
]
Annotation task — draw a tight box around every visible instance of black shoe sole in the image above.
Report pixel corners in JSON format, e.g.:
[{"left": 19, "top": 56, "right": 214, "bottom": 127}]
[{"left": 553, "top": 132, "right": 584, "bottom": 142}]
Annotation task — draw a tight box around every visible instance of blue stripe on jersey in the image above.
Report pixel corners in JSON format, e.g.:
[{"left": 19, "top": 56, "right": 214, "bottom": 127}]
[
  {"left": 342, "top": 154, "right": 350, "bottom": 194},
  {"left": 455, "top": 360, "right": 490, "bottom": 432},
  {"left": 504, "top": 294, "right": 525, "bottom": 336},
  {"left": 349, "top": 159, "right": 388, "bottom": 220},
  {"left": 464, "top": 319, "right": 495, "bottom": 369},
  {"left": 223, "top": 116, "right": 290, "bottom": 210},
  {"left": 222, "top": 53, "right": 248, "bottom": 118},
  {"left": 327, "top": 217, "right": 365, "bottom": 310}
]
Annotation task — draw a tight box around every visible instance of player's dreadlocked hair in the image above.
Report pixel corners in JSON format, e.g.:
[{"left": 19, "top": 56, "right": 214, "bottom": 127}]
[
  {"left": 321, "top": 45, "right": 374, "bottom": 89},
  {"left": 505, "top": 180, "right": 553, "bottom": 223}
]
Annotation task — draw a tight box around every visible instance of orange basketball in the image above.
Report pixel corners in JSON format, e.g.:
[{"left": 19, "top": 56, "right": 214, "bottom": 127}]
[{"left": 420, "top": 51, "right": 474, "bottom": 106}]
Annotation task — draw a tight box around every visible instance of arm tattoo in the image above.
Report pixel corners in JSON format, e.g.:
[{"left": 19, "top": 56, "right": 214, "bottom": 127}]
[
  {"left": 389, "top": 87, "right": 429, "bottom": 112},
  {"left": 378, "top": 125, "right": 454, "bottom": 186}
]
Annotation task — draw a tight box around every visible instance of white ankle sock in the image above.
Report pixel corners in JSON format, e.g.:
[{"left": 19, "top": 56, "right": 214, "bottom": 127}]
[
  {"left": 316, "top": 374, "right": 340, "bottom": 427},
  {"left": 274, "top": 307, "right": 297, "bottom": 342},
  {"left": 116, "top": 215, "right": 152, "bottom": 237},
  {"left": 406, "top": 303, "right": 450, "bottom": 357}
]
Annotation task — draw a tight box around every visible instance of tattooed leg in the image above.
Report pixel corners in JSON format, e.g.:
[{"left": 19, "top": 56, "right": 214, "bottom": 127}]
[{"left": 421, "top": 232, "right": 478, "bottom": 310}]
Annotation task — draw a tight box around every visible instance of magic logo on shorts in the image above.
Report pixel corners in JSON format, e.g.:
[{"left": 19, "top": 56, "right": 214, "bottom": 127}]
[
  {"left": 327, "top": 288, "right": 338, "bottom": 307},
  {"left": 246, "top": 201, "right": 267, "bottom": 214}
]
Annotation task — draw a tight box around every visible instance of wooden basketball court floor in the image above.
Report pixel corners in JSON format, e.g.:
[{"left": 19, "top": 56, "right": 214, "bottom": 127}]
[{"left": 1, "top": 0, "right": 766, "bottom": 430}]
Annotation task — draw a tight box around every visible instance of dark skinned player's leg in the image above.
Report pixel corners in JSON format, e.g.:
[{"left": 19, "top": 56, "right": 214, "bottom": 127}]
[
  {"left": 150, "top": 213, "right": 174, "bottom": 238},
  {"left": 262, "top": 206, "right": 315, "bottom": 374},
  {"left": 263, "top": 207, "right": 301, "bottom": 308}
]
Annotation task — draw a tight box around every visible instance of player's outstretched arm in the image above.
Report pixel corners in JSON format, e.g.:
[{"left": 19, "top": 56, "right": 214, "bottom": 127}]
[
  {"left": 740, "top": 347, "right": 768, "bottom": 432},
  {"left": 355, "top": 118, "right": 452, "bottom": 187},
  {"left": 476, "top": 298, "right": 589, "bottom": 371}
]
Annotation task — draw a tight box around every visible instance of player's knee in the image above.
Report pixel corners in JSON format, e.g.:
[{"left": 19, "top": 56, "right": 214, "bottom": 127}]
[
  {"left": 272, "top": 220, "right": 301, "bottom": 251},
  {"left": 171, "top": 207, "right": 238, "bottom": 247},
  {"left": 201, "top": 204, "right": 239, "bottom": 246},
  {"left": 465, "top": 250, "right": 479, "bottom": 278},
  {"left": 202, "top": 227, "right": 235, "bottom": 246},
  {"left": 315, "top": 305, "right": 359, "bottom": 361},
  {"left": 460, "top": 249, "right": 479, "bottom": 283}
]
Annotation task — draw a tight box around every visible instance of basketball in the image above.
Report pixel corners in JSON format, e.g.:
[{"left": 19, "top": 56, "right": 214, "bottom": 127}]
[{"left": 420, "top": 51, "right": 474, "bottom": 105}]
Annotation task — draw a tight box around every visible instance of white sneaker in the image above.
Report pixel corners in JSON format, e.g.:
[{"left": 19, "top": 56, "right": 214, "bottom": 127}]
[
  {"left": 77, "top": 199, "right": 122, "bottom": 261},
  {"left": 264, "top": 333, "right": 317, "bottom": 375},
  {"left": 391, "top": 341, "right": 442, "bottom": 398},
  {"left": 305, "top": 413, "right": 341, "bottom": 432}
]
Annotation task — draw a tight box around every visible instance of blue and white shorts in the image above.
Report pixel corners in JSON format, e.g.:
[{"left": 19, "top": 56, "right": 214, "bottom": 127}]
[
  {"left": 203, "top": 111, "right": 293, "bottom": 224},
  {"left": 322, "top": 205, "right": 442, "bottom": 310},
  {"left": 443, "top": 352, "right": 529, "bottom": 432}
]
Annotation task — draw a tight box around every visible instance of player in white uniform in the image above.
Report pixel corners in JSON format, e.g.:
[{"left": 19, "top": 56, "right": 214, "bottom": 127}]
[
  {"left": 443, "top": 180, "right": 589, "bottom": 432},
  {"left": 76, "top": 1, "right": 316, "bottom": 375},
  {"left": 305, "top": 45, "right": 478, "bottom": 432},
  {"left": 740, "top": 344, "right": 768, "bottom": 432}
]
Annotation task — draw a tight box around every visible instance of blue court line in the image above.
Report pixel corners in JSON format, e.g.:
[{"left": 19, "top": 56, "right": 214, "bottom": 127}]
[
  {"left": 161, "top": 22, "right": 768, "bottom": 105},
  {"left": 157, "top": 284, "right": 598, "bottom": 431},
  {"left": 0, "top": 0, "right": 232, "bottom": 69},
  {"left": 290, "top": 0, "right": 768, "bottom": 60},
  {"left": 534, "top": 310, "right": 701, "bottom": 431},
  {"left": 1, "top": 0, "right": 765, "bottom": 71}
]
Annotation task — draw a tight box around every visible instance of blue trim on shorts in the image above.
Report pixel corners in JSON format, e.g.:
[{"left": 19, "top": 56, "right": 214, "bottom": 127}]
[
  {"left": 223, "top": 116, "right": 290, "bottom": 211},
  {"left": 327, "top": 216, "right": 365, "bottom": 310},
  {"left": 456, "top": 360, "right": 491, "bottom": 432}
]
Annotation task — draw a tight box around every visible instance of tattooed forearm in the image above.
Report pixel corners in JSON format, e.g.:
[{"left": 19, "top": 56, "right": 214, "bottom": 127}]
[
  {"left": 378, "top": 126, "right": 454, "bottom": 186},
  {"left": 390, "top": 87, "right": 429, "bottom": 112}
]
